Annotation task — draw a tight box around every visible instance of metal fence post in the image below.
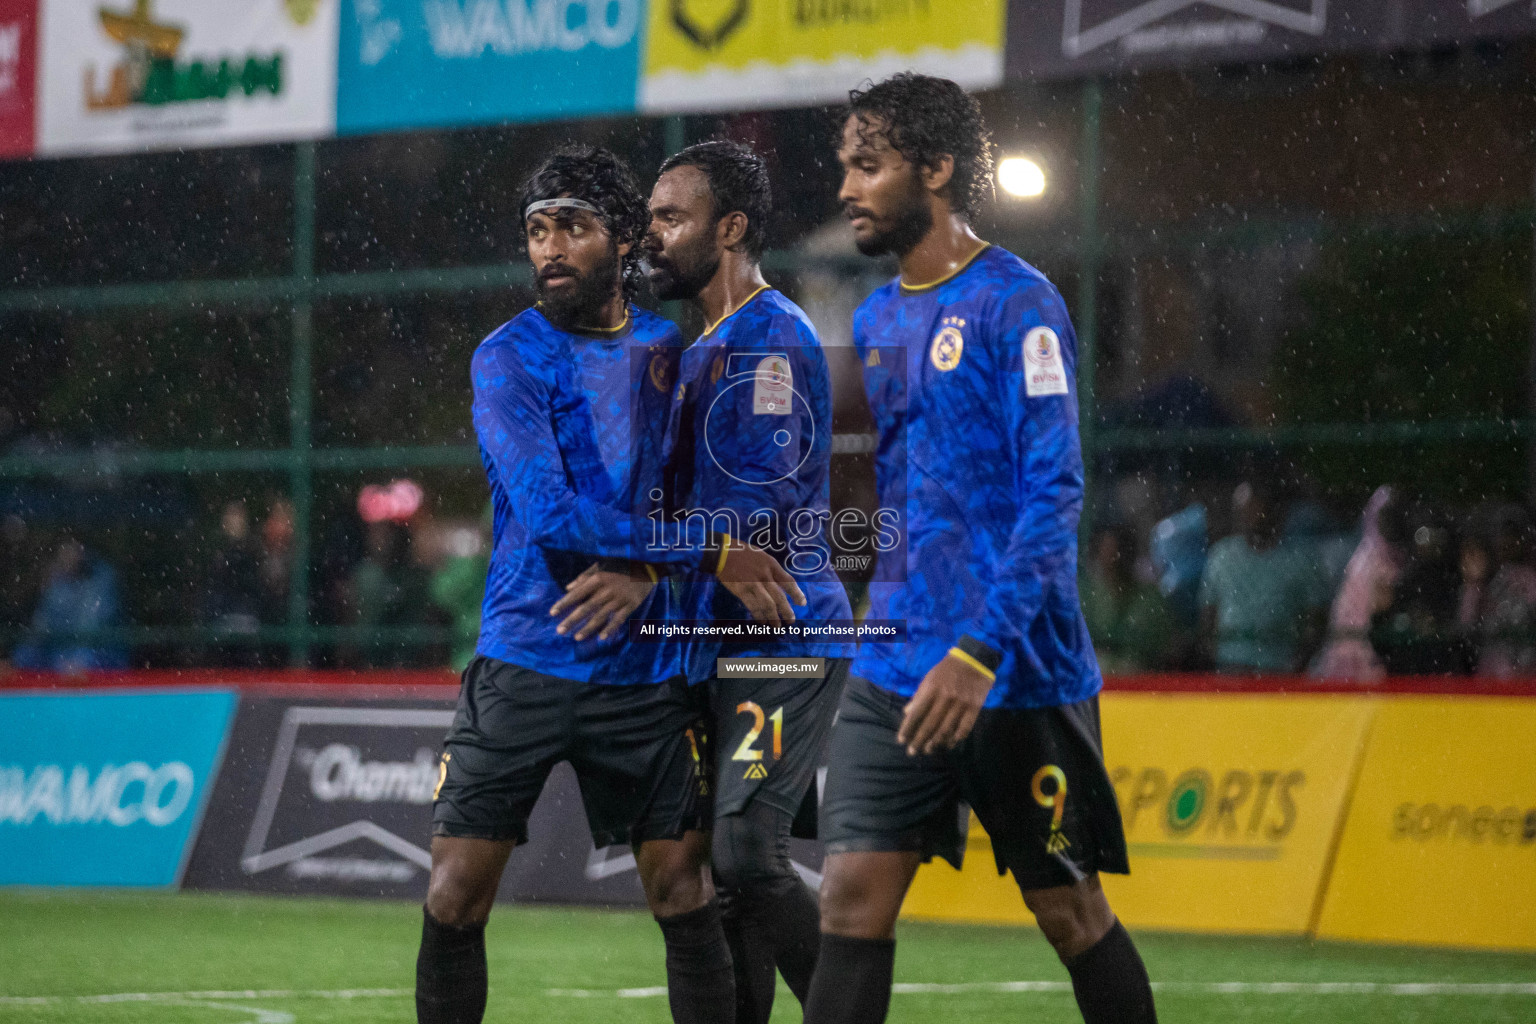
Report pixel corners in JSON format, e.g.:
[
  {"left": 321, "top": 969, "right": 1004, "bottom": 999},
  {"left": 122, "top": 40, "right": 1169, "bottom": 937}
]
[
  {"left": 288, "top": 140, "right": 317, "bottom": 666},
  {"left": 1077, "top": 79, "right": 1104, "bottom": 543}
]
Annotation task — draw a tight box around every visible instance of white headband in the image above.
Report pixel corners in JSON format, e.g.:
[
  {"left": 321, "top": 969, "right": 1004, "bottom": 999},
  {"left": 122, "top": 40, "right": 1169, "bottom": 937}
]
[{"left": 525, "top": 197, "right": 602, "bottom": 219}]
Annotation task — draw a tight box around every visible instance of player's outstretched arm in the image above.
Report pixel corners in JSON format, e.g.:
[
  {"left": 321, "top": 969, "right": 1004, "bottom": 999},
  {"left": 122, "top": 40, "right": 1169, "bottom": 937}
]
[
  {"left": 544, "top": 537, "right": 803, "bottom": 635},
  {"left": 898, "top": 284, "right": 1081, "bottom": 756},
  {"left": 953, "top": 283, "right": 1084, "bottom": 676},
  {"left": 897, "top": 650, "right": 994, "bottom": 756},
  {"left": 549, "top": 563, "right": 657, "bottom": 642},
  {"left": 716, "top": 539, "right": 806, "bottom": 627},
  {"left": 473, "top": 343, "right": 707, "bottom": 570}
]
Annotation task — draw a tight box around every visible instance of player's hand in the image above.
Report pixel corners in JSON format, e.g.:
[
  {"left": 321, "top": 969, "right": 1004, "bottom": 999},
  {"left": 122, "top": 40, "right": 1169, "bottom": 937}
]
[
  {"left": 716, "top": 540, "right": 806, "bottom": 627},
  {"left": 549, "top": 564, "right": 655, "bottom": 642},
  {"left": 897, "top": 653, "right": 993, "bottom": 756}
]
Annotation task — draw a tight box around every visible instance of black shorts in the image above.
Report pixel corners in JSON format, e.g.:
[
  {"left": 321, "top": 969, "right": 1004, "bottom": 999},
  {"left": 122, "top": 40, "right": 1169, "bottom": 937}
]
[
  {"left": 820, "top": 675, "right": 1129, "bottom": 892},
  {"left": 706, "top": 658, "right": 849, "bottom": 824},
  {"left": 432, "top": 656, "right": 708, "bottom": 848}
]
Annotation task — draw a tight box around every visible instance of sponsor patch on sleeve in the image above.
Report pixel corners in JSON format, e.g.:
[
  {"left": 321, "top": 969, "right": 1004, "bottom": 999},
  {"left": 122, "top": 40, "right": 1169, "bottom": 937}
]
[
  {"left": 1023, "top": 326, "right": 1070, "bottom": 397},
  {"left": 752, "top": 355, "right": 793, "bottom": 415}
]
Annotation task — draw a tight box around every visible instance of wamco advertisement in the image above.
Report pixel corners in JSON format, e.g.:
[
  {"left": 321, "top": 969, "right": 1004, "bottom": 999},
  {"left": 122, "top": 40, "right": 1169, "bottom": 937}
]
[{"left": 0, "top": 689, "right": 237, "bottom": 887}]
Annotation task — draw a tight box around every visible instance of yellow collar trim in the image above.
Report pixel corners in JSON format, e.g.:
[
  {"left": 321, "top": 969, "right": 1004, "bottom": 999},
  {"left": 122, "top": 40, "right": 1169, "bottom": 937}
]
[
  {"left": 899, "top": 244, "right": 990, "bottom": 294},
  {"left": 535, "top": 302, "right": 630, "bottom": 336},
  {"left": 702, "top": 285, "right": 770, "bottom": 338},
  {"left": 578, "top": 310, "right": 630, "bottom": 335}
]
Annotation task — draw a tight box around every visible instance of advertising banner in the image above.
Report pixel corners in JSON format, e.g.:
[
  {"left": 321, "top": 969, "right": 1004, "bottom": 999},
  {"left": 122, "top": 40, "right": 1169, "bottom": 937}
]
[
  {"left": 1316, "top": 696, "right": 1536, "bottom": 951},
  {"left": 639, "top": 0, "right": 1005, "bottom": 114},
  {"left": 902, "top": 693, "right": 1374, "bottom": 935},
  {"left": 37, "top": 0, "right": 339, "bottom": 157},
  {"left": 185, "top": 690, "right": 824, "bottom": 903},
  {"left": 1005, "top": 0, "right": 1536, "bottom": 81},
  {"left": 0, "top": 689, "right": 237, "bottom": 887},
  {"left": 0, "top": 0, "right": 36, "bottom": 158},
  {"left": 336, "top": 0, "right": 644, "bottom": 135}
]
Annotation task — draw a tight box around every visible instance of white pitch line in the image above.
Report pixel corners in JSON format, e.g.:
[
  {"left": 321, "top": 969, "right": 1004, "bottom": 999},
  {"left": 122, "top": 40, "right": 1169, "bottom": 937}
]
[
  {"left": 0, "top": 988, "right": 410, "bottom": 1006},
  {"left": 165, "top": 1000, "right": 294, "bottom": 1024},
  {"left": 542, "top": 980, "right": 1536, "bottom": 998},
  {"left": 7, "top": 980, "right": 1536, "bottom": 1007},
  {"left": 546, "top": 986, "right": 670, "bottom": 998}
]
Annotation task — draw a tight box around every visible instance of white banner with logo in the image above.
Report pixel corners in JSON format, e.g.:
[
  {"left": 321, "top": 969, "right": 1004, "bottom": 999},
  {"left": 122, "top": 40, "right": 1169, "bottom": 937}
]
[{"left": 37, "top": 0, "right": 337, "bottom": 157}]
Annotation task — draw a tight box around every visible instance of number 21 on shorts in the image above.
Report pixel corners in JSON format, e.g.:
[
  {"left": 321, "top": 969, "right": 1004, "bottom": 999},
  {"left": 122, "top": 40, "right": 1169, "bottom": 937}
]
[{"left": 732, "top": 701, "right": 783, "bottom": 779}]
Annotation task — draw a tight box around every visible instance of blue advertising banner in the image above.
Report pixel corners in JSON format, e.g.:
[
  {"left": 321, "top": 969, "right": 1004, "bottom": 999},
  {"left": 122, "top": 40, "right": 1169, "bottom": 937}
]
[
  {"left": 0, "top": 689, "right": 237, "bottom": 887},
  {"left": 336, "top": 0, "right": 643, "bottom": 134}
]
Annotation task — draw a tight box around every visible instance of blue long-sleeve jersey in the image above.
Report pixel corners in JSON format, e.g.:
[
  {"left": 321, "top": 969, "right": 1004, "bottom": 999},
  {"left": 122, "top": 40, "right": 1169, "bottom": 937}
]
[
  {"left": 665, "top": 287, "right": 854, "bottom": 678},
  {"left": 852, "top": 246, "right": 1103, "bottom": 709},
  {"left": 471, "top": 304, "right": 699, "bottom": 685}
]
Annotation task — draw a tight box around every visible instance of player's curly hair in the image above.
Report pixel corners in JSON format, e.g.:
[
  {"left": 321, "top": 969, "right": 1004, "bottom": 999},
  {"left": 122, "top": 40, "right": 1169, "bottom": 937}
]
[
  {"left": 846, "top": 73, "right": 995, "bottom": 220},
  {"left": 518, "top": 144, "right": 651, "bottom": 297},
  {"left": 659, "top": 140, "right": 772, "bottom": 260}
]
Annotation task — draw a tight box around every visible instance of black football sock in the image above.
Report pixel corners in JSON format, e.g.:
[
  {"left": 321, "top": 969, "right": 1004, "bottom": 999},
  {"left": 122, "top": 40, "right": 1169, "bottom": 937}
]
[
  {"left": 719, "top": 886, "right": 778, "bottom": 1024},
  {"left": 415, "top": 906, "right": 487, "bottom": 1024},
  {"left": 713, "top": 803, "right": 823, "bottom": 1020},
  {"left": 1063, "top": 920, "right": 1158, "bottom": 1024},
  {"left": 765, "top": 874, "right": 821, "bottom": 1003},
  {"left": 656, "top": 900, "right": 736, "bottom": 1024},
  {"left": 802, "top": 933, "right": 896, "bottom": 1024}
]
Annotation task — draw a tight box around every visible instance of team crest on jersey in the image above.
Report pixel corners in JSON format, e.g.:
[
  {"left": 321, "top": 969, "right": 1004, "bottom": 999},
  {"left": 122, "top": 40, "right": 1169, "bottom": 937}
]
[
  {"left": 865, "top": 349, "right": 880, "bottom": 368},
  {"left": 929, "top": 317, "right": 966, "bottom": 372},
  {"left": 1024, "top": 326, "right": 1069, "bottom": 397},
  {"left": 648, "top": 353, "right": 674, "bottom": 393},
  {"left": 711, "top": 355, "right": 725, "bottom": 384}
]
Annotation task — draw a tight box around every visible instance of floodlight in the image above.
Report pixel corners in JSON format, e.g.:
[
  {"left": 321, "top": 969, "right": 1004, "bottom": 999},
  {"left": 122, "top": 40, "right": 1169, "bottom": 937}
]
[{"left": 998, "top": 157, "right": 1047, "bottom": 199}]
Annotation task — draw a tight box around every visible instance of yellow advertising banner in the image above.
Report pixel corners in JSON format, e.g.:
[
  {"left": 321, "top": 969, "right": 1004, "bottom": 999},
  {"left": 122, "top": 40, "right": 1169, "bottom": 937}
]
[
  {"left": 1316, "top": 697, "right": 1536, "bottom": 951},
  {"left": 639, "top": 0, "right": 1004, "bottom": 113},
  {"left": 902, "top": 694, "right": 1374, "bottom": 935}
]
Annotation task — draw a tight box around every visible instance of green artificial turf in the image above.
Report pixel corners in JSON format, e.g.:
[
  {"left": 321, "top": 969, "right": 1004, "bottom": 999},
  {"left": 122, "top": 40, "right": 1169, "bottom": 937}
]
[{"left": 2, "top": 890, "right": 1534, "bottom": 1023}]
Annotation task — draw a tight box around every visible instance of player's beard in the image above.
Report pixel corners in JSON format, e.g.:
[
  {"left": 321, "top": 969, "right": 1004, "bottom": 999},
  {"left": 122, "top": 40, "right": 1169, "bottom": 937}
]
[
  {"left": 537, "top": 243, "right": 622, "bottom": 330},
  {"left": 647, "top": 231, "right": 720, "bottom": 302},
  {"left": 850, "top": 168, "right": 932, "bottom": 258}
]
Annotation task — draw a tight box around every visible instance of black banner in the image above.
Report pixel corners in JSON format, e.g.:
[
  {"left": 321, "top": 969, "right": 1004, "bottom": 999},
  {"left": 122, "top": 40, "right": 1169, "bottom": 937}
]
[
  {"left": 1008, "top": 0, "right": 1536, "bottom": 80},
  {"left": 183, "top": 690, "right": 823, "bottom": 903}
]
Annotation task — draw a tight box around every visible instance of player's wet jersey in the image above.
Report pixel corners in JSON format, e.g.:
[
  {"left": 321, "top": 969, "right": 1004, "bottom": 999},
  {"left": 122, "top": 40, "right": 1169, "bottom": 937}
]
[
  {"left": 852, "top": 245, "right": 1103, "bottom": 709},
  {"left": 665, "top": 287, "right": 854, "bottom": 678},
  {"left": 472, "top": 304, "right": 698, "bottom": 685}
]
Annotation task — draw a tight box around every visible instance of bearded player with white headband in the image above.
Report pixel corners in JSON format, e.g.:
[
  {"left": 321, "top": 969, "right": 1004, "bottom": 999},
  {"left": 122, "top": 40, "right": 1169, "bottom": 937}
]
[{"left": 415, "top": 145, "right": 802, "bottom": 1024}]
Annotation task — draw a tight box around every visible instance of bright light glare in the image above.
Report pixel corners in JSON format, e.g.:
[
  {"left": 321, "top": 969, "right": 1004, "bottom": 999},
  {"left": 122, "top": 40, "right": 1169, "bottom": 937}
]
[{"left": 998, "top": 157, "right": 1047, "bottom": 199}]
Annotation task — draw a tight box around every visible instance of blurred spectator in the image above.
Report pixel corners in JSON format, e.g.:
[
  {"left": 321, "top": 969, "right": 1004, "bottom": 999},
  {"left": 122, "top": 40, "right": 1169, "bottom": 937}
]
[
  {"left": 343, "top": 520, "right": 432, "bottom": 667},
  {"left": 1081, "top": 524, "right": 1181, "bottom": 673},
  {"left": 430, "top": 509, "right": 491, "bottom": 673},
  {"left": 259, "top": 496, "right": 296, "bottom": 627},
  {"left": 1198, "top": 481, "right": 1330, "bottom": 673},
  {"left": 0, "top": 515, "right": 33, "bottom": 634},
  {"left": 1457, "top": 527, "right": 1493, "bottom": 637},
  {"left": 1149, "top": 501, "right": 1208, "bottom": 637},
  {"left": 12, "top": 536, "right": 128, "bottom": 672},
  {"left": 201, "top": 500, "right": 263, "bottom": 665},
  {"left": 1369, "top": 503, "right": 1472, "bottom": 675},
  {"left": 1476, "top": 506, "right": 1536, "bottom": 677},
  {"left": 1311, "top": 486, "right": 1401, "bottom": 682}
]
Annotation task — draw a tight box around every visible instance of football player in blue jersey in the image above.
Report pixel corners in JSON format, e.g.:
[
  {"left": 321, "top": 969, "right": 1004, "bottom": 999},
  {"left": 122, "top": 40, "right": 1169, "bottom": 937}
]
[
  {"left": 417, "top": 145, "right": 802, "bottom": 1024},
  {"left": 646, "top": 140, "right": 853, "bottom": 1024},
  {"left": 801, "top": 75, "right": 1158, "bottom": 1024},
  {"left": 551, "top": 139, "right": 855, "bottom": 1024}
]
